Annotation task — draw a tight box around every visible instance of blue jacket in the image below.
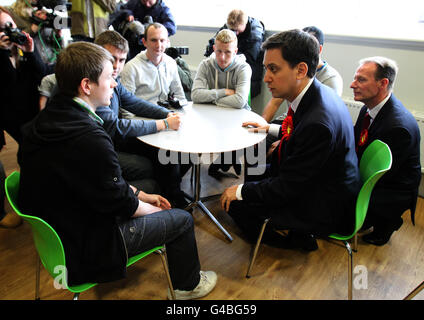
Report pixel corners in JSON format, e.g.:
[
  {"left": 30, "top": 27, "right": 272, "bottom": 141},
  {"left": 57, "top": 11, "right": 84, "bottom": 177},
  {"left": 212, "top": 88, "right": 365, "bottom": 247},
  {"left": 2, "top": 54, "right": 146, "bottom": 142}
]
[
  {"left": 110, "top": 0, "right": 176, "bottom": 36},
  {"left": 96, "top": 77, "right": 170, "bottom": 143},
  {"left": 354, "top": 94, "right": 421, "bottom": 223},
  {"left": 242, "top": 79, "right": 361, "bottom": 235}
]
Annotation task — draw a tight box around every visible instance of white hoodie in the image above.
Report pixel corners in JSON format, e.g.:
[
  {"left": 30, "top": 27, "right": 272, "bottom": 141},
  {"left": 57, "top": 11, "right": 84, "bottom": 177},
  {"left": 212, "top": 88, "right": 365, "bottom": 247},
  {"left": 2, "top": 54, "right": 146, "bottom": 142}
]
[
  {"left": 192, "top": 53, "right": 252, "bottom": 109},
  {"left": 120, "top": 50, "right": 188, "bottom": 106}
]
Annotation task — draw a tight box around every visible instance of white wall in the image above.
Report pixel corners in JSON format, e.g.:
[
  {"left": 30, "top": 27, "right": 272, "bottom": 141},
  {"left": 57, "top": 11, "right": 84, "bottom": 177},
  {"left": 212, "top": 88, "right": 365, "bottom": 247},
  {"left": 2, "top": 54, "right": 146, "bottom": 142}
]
[{"left": 170, "top": 28, "right": 424, "bottom": 119}]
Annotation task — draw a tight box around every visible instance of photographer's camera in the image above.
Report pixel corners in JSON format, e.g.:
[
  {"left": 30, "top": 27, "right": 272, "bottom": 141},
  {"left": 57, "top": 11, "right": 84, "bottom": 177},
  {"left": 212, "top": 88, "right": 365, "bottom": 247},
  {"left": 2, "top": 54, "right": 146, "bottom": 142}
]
[{"left": 4, "top": 22, "right": 27, "bottom": 45}]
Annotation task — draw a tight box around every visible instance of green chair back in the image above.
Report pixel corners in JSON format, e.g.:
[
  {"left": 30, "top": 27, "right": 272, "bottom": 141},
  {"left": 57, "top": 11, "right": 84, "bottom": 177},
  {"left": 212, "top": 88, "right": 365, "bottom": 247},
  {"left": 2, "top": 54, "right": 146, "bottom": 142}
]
[
  {"left": 330, "top": 139, "right": 392, "bottom": 241},
  {"left": 5, "top": 171, "right": 97, "bottom": 293},
  {"left": 5, "top": 171, "right": 165, "bottom": 295}
]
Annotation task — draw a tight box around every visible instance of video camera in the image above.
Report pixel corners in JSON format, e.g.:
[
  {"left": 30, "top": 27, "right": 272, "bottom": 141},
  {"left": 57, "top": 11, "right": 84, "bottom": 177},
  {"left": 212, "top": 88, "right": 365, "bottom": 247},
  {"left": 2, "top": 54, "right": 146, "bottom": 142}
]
[
  {"left": 118, "top": 15, "right": 153, "bottom": 47},
  {"left": 3, "top": 22, "right": 27, "bottom": 45},
  {"left": 165, "top": 46, "right": 189, "bottom": 59},
  {"left": 30, "top": 0, "right": 71, "bottom": 30}
]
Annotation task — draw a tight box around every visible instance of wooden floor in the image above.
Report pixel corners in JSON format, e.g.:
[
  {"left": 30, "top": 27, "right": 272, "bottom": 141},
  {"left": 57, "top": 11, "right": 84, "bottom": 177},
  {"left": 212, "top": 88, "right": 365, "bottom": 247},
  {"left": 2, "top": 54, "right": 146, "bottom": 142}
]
[{"left": 1, "top": 133, "right": 424, "bottom": 301}]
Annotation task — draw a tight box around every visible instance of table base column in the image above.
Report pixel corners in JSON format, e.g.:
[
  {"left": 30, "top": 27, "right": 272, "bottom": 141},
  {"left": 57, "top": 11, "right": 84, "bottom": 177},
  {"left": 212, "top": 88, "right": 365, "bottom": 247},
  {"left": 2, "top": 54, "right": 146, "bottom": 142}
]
[{"left": 184, "top": 163, "right": 233, "bottom": 242}]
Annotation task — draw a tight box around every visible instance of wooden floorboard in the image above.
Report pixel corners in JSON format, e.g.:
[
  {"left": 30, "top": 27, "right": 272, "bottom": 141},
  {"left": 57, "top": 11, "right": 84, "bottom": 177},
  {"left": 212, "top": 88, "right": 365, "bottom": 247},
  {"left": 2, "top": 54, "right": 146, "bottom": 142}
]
[{"left": 1, "top": 133, "right": 424, "bottom": 301}]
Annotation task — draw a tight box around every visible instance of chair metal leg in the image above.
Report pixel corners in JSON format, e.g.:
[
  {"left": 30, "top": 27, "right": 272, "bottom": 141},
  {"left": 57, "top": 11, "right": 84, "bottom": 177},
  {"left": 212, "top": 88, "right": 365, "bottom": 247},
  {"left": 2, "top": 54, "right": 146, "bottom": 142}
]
[
  {"left": 343, "top": 240, "right": 353, "bottom": 300},
  {"left": 157, "top": 247, "right": 176, "bottom": 300},
  {"left": 73, "top": 293, "right": 80, "bottom": 300},
  {"left": 246, "top": 218, "right": 270, "bottom": 278},
  {"left": 35, "top": 256, "right": 41, "bottom": 300},
  {"left": 403, "top": 281, "right": 424, "bottom": 300},
  {"left": 353, "top": 234, "right": 358, "bottom": 252}
]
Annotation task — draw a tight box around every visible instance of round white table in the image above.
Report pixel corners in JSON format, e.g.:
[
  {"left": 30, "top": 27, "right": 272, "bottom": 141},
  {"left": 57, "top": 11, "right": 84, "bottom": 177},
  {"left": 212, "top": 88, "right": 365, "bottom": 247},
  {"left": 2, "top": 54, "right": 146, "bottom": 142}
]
[{"left": 138, "top": 102, "right": 268, "bottom": 241}]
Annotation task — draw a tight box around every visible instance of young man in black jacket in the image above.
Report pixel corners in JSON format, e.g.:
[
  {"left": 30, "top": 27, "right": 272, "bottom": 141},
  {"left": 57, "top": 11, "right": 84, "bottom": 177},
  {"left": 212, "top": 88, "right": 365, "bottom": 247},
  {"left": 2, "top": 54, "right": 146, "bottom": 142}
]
[{"left": 18, "top": 41, "right": 217, "bottom": 300}]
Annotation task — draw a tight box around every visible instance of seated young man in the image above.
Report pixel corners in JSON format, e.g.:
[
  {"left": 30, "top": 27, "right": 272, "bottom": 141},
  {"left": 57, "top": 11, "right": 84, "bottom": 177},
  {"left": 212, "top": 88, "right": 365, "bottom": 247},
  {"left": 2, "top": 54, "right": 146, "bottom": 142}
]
[
  {"left": 18, "top": 41, "right": 217, "bottom": 300},
  {"left": 192, "top": 29, "right": 252, "bottom": 177},
  {"left": 120, "top": 23, "right": 187, "bottom": 106}
]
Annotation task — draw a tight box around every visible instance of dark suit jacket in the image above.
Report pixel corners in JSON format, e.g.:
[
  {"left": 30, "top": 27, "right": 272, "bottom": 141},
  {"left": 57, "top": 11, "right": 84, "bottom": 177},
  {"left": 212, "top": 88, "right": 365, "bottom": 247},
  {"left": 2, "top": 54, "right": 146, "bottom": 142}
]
[
  {"left": 242, "top": 79, "right": 361, "bottom": 235},
  {"left": 354, "top": 94, "right": 421, "bottom": 223}
]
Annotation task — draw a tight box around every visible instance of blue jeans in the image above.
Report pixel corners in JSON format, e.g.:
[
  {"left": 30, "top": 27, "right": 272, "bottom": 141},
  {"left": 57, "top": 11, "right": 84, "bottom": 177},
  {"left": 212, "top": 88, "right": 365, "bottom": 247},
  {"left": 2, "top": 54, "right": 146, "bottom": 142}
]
[{"left": 118, "top": 209, "right": 201, "bottom": 290}]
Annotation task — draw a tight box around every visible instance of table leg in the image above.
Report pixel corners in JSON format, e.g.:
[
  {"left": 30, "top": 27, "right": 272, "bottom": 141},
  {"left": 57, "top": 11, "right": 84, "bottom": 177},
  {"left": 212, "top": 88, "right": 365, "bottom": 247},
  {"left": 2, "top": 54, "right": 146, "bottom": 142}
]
[{"left": 184, "top": 163, "right": 233, "bottom": 242}]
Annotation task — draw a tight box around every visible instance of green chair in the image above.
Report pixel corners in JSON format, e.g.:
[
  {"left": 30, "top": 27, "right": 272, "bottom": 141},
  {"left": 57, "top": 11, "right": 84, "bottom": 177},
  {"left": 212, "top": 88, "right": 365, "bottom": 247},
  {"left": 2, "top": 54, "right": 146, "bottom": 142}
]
[
  {"left": 245, "top": 139, "right": 393, "bottom": 300},
  {"left": 5, "top": 171, "right": 176, "bottom": 300}
]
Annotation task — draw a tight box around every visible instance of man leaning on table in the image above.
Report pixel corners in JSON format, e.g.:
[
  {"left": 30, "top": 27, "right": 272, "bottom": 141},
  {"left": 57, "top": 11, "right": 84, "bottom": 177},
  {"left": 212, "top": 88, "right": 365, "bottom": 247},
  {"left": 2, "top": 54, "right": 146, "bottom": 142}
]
[
  {"left": 192, "top": 28, "right": 252, "bottom": 177},
  {"left": 221, "top": 29, "right": 361, "bottom": 251},
  {"left": 94, "top": 30, "right": 181, "bottom": 196}
]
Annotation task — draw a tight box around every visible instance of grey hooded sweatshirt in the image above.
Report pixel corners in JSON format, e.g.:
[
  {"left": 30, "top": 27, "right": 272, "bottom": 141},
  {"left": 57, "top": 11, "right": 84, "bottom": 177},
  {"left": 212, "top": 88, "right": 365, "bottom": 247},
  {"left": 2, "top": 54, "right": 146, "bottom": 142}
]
[{"left": 191, "top": 53, "right": 252, "bottom": 110}]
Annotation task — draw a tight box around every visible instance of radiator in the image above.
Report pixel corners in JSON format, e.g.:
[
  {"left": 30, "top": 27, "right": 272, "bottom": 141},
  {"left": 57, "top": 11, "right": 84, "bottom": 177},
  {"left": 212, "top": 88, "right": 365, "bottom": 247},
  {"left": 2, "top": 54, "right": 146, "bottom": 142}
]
[{"left": 343, "top": 98, "right": 424, "bottom": 173}]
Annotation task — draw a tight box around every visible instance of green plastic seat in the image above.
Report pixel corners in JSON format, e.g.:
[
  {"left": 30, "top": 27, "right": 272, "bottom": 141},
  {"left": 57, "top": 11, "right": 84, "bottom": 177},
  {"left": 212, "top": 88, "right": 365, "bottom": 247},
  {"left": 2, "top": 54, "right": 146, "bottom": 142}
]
[
  {"left": 5, "top": 171, "right": 175, "bottom": 300},
  {"left": 328, "top": 139, "right": 392, "bottom": 299},
  {"left": 245, "top": 139, "right": 392, "bottom": 300}
]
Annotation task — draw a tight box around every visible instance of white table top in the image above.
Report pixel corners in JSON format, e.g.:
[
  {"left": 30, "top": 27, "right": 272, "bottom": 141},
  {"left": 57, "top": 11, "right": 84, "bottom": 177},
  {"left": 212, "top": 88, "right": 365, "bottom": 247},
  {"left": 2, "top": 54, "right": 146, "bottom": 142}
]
[{"left": 137, "top": 102, "right": 268, "bottom": 154}]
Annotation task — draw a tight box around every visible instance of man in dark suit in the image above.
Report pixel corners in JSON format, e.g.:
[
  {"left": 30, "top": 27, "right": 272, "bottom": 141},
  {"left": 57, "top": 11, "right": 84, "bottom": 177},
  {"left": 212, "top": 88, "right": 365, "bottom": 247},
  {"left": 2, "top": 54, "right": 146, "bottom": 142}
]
[
  {"left": 220, "top": 29, "right": 361, "bottom": 251},
  {"left": 351, "top": 56, "right": 421, "bottom": 246}
]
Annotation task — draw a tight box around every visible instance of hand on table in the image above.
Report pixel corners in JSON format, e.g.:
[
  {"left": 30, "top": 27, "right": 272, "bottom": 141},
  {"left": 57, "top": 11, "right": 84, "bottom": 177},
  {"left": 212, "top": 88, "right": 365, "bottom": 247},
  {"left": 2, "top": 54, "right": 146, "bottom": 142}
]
[
  {"left": 166, "top": 112, "right": 181, "bottom": 130},
  {"left": 242, "top": 121, "right": 270, "bottom": 133}
]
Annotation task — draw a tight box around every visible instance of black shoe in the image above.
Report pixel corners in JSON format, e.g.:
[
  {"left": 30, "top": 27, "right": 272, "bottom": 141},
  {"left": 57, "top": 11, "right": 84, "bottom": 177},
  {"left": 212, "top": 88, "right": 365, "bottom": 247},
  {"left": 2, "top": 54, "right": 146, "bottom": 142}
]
[
  {"left": 220, "top": 163, "right": 231, "bottom": 172},
  {"left": 262, "top": 230, "right": 318, "bottom": 251},
  {"left": 208, "top": 163, "right": 221, "bottom": 178},
  {"left": 170, "top": 193, "right": 192, "bottom": 212},
  {"left": 362, "top": 218, "right": 403, "bottom": 246}
]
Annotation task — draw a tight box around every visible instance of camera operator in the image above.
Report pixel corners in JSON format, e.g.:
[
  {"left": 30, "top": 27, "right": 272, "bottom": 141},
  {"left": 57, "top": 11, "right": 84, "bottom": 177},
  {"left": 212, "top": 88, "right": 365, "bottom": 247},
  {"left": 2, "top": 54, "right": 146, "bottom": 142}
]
[
  {"left": 7, "top": 0, "right": 65, "bottom": 66},
  {"left": 0, "top": 6, "right": 49, "bottom": 154},
  {"left": 110, "top": 0, "right": 176, "bottom": 60},
  {"left": 110, "top": 0, "right": 176, "bottom": 36}
]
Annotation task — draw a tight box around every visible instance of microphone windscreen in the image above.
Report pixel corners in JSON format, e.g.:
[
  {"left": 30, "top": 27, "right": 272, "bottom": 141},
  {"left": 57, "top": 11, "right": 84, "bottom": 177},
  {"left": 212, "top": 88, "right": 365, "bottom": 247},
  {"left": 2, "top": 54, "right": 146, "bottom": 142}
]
[{"left": 127, "top": 20, "right": 145, "bottom": 37}]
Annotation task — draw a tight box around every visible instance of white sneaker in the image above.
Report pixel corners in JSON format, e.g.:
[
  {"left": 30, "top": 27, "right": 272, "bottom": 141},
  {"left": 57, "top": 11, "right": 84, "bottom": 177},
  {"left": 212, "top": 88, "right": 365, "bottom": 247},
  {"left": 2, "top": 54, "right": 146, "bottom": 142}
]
[{"left": 168, "top": 271, "right": 217, "bottom": 300}]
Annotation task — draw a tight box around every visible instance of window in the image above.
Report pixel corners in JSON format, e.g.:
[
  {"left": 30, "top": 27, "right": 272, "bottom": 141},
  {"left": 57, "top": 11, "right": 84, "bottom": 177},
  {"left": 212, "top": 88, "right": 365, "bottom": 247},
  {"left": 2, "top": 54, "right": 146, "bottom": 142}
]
[{"left": 166, "top": 0, "right": 424, "bottom": 42}]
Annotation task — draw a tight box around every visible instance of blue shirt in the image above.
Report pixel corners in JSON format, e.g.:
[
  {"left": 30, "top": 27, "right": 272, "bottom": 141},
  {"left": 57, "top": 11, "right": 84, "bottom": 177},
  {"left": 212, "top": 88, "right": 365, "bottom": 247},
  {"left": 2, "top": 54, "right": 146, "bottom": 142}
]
[{"left": 96, "top": 77, "right": 170, "bottom": 142}]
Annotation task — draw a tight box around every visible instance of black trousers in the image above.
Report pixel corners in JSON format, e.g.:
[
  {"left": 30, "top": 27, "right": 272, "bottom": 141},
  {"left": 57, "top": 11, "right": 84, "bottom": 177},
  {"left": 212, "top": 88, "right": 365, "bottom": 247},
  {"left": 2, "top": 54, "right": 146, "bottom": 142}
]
[
  {"left": 0, "top": 161, "right": 5, "bottom": 220},
  {"left": 116, "top": 137, "right": 190, "bottom": 199},
  {"left": 364, "top": 187, "right": 416, "bottom": 229}
]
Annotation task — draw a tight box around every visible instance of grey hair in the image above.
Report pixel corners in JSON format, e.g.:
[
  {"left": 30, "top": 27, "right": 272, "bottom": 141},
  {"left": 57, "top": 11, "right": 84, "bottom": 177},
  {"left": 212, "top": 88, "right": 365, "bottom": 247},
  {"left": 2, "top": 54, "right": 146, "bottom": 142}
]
[{"left": 359, "top": 56, "right": 398, "bottom": 91}]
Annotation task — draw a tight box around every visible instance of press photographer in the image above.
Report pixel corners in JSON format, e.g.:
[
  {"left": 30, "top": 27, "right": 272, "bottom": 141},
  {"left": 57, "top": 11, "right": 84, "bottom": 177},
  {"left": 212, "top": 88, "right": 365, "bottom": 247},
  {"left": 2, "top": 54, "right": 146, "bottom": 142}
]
[
  {"left": 0, "top": 6, "right": 50, "bottom": 156},
  {"left": 30, "top": 0, "right": 71, "bottom": 30},
  {"left": 110, "top": 0, "right": 176, "bottom": 60},
  {"left": 114, "top": 14, "right": 153, "bottom": 60},
  {"left": 7, "top": 0, "right": 70, "bottom": 65}
]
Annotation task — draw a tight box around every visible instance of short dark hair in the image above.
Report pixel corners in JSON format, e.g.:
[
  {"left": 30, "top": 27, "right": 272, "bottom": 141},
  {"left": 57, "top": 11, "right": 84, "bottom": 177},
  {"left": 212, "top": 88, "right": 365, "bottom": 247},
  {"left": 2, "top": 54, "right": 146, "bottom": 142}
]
[
  {"left": 55, "top": 42, "right": 113, "bottom": 97},
  {"left": 262, "top": 29, "right": 320, "bottom": 78},
  {"left": 302, "top": 26, "right": 324, "bottom": 46},
  {"left": 94, "top": 30, "right": 129, "bottom": 53}
]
